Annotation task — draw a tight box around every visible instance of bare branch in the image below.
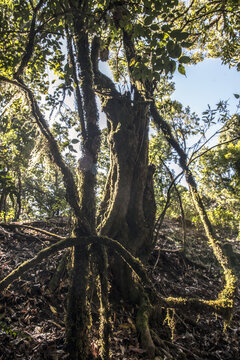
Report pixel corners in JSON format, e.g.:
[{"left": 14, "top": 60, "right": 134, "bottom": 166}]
[
  {"left": 153, "top": 170, "right": 183, "bottom": 245},
  {"left": 161, "top": 160, "right": 186, "bottom": 248},
  {"left": 189, "top": 136, "right": 240, "bottom": 166},
  {"left": 1, "top": 223, "right": 65, "bottom": 240},
  {"left": 189, "top": 125, "right": 229, "bottom": 161}
]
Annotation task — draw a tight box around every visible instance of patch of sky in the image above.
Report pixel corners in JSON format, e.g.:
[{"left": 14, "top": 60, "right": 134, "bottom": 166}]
[{"left": 170, "top": 58, "right": 240, "bottom": 183}]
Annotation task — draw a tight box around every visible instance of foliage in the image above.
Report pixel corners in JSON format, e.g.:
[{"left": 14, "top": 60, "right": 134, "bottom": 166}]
[
  {"left": 197, "top": 114, "right": 240, "bottom": 231},
  {"left": 0, "top": 86, "right": 35, "bottom": 220},
  {"left": 0, "top": 85, "right": 74, "bottom": 220}
]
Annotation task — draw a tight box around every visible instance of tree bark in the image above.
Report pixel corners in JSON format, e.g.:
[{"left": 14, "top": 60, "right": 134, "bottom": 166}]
[{"left": 65, "top": 5, "right": 101, "bottom": 358}]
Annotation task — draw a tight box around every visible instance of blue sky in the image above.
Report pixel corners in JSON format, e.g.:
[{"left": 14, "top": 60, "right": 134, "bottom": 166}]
[
  {"left": 98, "top": 58, "right": 240, "bottom": 127},
  {"left": 172, "top": 58, "right": 240, "bottom": 116},
  {"left": 69, "top": 58, "right": 240, "bottom": 157},
  {"left": 170, "top": 58, "right": 239, "bottom": 182}
]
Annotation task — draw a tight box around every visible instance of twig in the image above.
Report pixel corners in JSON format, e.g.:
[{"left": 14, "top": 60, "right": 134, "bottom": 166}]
[
  {"left": 189, "top": 136, "right": 240, "bottom": 165},
  {"left": 153, "top": 170, "right": 183, "bottom": 246}
]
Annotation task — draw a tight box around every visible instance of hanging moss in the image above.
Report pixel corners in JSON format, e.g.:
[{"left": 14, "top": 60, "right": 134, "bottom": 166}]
[{"left": 163, "top": 308, "right": 176, "bottom": 341}]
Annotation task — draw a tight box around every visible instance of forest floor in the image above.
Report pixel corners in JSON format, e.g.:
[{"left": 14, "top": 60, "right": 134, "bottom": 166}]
[{"left": 0, "top": 218, "right": 239, "bottom": 360}]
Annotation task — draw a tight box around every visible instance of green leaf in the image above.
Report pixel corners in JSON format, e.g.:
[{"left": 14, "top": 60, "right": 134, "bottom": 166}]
[
  {"left": 72, "top": 139, "right": 79, "bottom": 144},
  {"left": 144, "top": 16, "right": 154, "bottom": 26},
  {"left": 161, "top": 25, "right": 171, "bottom": 32},
  {"left": 170, "top": 30, "right": 189, "bottom": 41},
  {"left": 179, "top": 56, "right": 191, "bottom": 64},
  {"left": 154, "top": 57, "right": 165, "bottom": 71},
  {"left": 68, "top": 144, "right": 77, "bottom": 153},
  {"left": 167, "top": 41, "right": 182, "bottom": 58},
  {"left": 155, "top": 47, "right": 165, "bottom": 56},
  {"left": 150, "top": 24, "right": 159, "bottom": 31},
  {"left": 178, "top": 64, "right": 186, "bottom": 75},
  {"left": 164, "top": 59, "right": 176, "bottom": 74},
  {"left": 155, "top": 2, "right": 162, "bottom": 10},
  {"left": 181, "top": 41, "right": 193, "bottom": 48}
]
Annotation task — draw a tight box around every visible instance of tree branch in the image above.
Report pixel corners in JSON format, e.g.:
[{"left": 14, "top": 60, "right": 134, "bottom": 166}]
[
  {"left": 15, "top": 0, "right": 45, "bottom": 77},
  {"left": 0, "top": 237, "right": 76, "bottom": 292},
  {"left": 150, "top": 101, "right": 237, "bottom": 306},
  {"left": 153, "top": 170, "right": 183, "bottom": 246},
  {"left": 161, "top": 160, "right": 186, "bottom": 248},
  {"left": 0, "top": 75, "right": 82, "bottom": 220},
  {"left": 189, "top": 136, "right": 240, "bottom": 166},
  {"left": 65, "top": 24, "right": 87, "bottom": 140},
  {"left": 1, "top": 223, "right": 65, "bottom": 240}
]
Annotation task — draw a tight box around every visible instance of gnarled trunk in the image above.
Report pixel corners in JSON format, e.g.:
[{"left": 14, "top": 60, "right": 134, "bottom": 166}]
[
  {"left": 98, "top": 93, "right": 155, "bottom": 256},
  {"left": 97, "top": 90, "right": 156, "bottom": 300}
]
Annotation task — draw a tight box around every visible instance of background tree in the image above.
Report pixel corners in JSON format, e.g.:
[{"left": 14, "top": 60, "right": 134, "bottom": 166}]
[
  {"left": 197, "top": 113, "right": 240, "bottom": 231},
  {"left": 0, "top": 86, "right": 36, "bottom": 221}
]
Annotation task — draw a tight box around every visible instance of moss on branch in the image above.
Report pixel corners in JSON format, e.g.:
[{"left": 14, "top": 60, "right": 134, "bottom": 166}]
[
  {"left": 0, "top": 237, "right": 77, "bottom": 292},
  {"left": 0, "top": 235, "right": 152, "bottom": 293},
  {"left": 136, "top": 295, "right": 155, "bottom": 359},
  {"left": 162, "top": 296, "right": 233, "bottom": 319},
  {"left": 150, "top": 100, "right": 237, "bottom": 318}
]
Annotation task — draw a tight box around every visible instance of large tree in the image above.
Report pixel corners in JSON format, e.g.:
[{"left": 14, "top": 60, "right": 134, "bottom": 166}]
[{"left": 0, "top": 0, "right": 239, "bottom": 359}]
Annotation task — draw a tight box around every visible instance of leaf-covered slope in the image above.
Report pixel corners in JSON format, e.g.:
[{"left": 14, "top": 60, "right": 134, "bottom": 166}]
[{"left": 0, "top": 218, "right": 239, "bottom": 360}]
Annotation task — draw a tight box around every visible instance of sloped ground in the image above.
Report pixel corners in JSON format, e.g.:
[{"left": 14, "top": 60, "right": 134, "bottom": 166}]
[{"left": 0, "top": 218, "right": 239, "bottom": 359}]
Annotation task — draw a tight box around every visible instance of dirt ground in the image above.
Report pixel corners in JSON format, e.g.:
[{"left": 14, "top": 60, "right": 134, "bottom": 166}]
[{"left": 0, "top": 218, "right": 239, "bottom": 359}]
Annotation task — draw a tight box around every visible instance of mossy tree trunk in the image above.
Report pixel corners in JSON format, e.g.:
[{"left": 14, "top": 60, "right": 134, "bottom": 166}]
[
  {"left": 65, "top": 3, "right": 100, "bottom": 359},
  {"left": 97, "top": 93, "right": 155, "bottom": 258},
  {"left": 0, "top": 1, "right": 237, "bottom": 359},
  {"left": 92, "top": 41, "right": 155, "bottom": 300},
  {"left": 90, "top": 36, "right": 157, "bottom": 356}
]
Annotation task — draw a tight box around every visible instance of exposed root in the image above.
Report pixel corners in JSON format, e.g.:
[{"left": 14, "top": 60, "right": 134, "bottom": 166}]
[
  {"left": 95, "top": 246, "right": 112, "bottom": 360},
  {"left": 48, "top": 250, "right": 69, "bottom": 292},
  {"left": 0, "top": 233, "right": 236, "bottom": 359},
  {"left": 136, "top": 294, "right": 155, "bottom": 359}
]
